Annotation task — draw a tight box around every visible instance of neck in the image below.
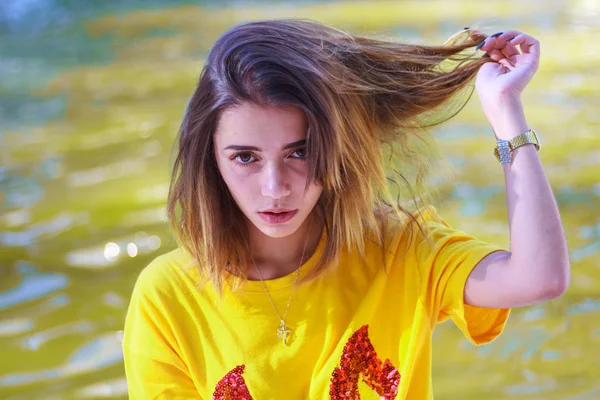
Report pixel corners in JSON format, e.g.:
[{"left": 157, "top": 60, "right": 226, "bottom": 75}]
[{"left": 247, "top": 213, "right": 324, "bottom": 280}]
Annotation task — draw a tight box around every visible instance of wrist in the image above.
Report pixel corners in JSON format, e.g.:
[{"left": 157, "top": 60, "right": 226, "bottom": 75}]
[
  {"left": 485, "top": 98, "right": 529, "bottom": 140},
  {"left": 492, "top": 119, "right": 529, "bottom": 140}
]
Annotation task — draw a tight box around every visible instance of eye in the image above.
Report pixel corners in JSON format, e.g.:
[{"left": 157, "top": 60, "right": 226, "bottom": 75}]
[
  {"left": 290, "top": 148, "right": 307, "bottom": 159},
  {"left": 232, "top": 152, "right": 256, "bottom": 165}
]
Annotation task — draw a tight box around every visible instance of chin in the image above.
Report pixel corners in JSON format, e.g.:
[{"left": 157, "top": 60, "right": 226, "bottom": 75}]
[
  {"left": 250, "top": 215, "right": 305, "bottom": 239},
  {"left": 260, "top": 229, "right": 294, "bottom": 239},
  {"left": 255, "top": 223, "right": 299, "bottom": 239}
]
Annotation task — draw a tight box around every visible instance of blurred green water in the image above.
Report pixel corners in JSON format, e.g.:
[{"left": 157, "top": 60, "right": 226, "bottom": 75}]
[{"left": 1, "top": 0, "right": 599, "bottom": 399}]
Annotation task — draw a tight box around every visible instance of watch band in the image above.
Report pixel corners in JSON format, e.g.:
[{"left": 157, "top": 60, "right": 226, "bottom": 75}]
[{"left": 494, "top": 129, "right": 540, "bottom": 164}]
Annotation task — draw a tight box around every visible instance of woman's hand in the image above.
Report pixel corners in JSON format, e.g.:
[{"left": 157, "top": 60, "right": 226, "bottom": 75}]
[{"left": 474, "top": 30, "right": 540, "bottom": 139}]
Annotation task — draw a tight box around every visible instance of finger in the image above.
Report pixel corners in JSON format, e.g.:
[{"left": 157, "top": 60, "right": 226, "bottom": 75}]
[
  {"left": 475, "top": 30, "right": 513, "bottom": 52},
  {"left": 505, "top": 33, "right": 540, "bottom": 58},
  {"left": 498, "top": 58, "right": 516, "bottom": 71},
  {"left": 476, "top": 30, "right": 524, "bottom": 56},
  {"left": 487, "top": 49, "right": 506, "bottom": 62},
  {"left": 487, "top": 49, "right": 516, "bottom": 69},
  {"left": 500, "top": 42, "right": 520, "bottom": 58}
]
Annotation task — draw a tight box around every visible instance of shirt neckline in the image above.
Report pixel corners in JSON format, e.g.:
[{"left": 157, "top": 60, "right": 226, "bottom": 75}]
[{"left": 231, "top": 225, "right": 328, "bottom": 293}]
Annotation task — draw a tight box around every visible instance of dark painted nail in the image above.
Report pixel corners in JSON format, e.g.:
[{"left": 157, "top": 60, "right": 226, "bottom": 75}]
[
  {"left": 463, "top": 26, "right": 470, "bottom": 30},
  {"left": 505, "top": 37, "right": 515, "bottom": 42},
  {"left": 475, "top": 41, "right": 485, "bottom": 51},
  {"left": 490, "top": 32, "right": 503, "bottom": 38}
]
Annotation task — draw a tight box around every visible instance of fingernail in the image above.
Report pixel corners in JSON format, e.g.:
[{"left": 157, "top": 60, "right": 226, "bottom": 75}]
[
  {"left": 490, "top": 32, "right": 503, "bottom": 38},
  {"left": 505, "top": 37, "right": 515, "bottom": 42},
  {"left": 463, "top": 26, "right": 470, "bottom": 30},
  {"left": 475, "top": 41, "right": 485, "bottom": 51}
]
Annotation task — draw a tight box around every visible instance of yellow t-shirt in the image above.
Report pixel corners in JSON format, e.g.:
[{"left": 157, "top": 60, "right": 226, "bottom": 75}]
[{"left": 122, "top": 207, "right": 510, "bottom": 399}]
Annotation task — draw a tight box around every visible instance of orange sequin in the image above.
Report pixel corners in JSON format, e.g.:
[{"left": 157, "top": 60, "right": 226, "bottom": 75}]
[
  {"left": 329, "top": 325, "right": 400, "bottom": 399},
  {"left": 212, "top": 365, "right": 254, "bottom": 400}
]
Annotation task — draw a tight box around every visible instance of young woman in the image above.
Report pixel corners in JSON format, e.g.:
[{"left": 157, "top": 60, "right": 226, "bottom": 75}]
[{"left": 122, "top": 19, "right": 569, "bottom": 399}]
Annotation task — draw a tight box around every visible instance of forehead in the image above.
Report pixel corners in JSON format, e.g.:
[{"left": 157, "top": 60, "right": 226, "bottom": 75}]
[{"left": 215, "top": 103, "right": 308, "bottom": 147}]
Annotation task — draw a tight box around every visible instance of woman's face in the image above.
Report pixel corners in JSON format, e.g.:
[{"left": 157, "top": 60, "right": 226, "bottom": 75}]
[{"left": 213, "top": 103, "right": 323, "bottom": 238}]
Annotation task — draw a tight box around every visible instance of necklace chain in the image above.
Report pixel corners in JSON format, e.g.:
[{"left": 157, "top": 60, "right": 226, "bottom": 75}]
[{"left": 251, "top": 226, "right": 311, "bottom": 346}]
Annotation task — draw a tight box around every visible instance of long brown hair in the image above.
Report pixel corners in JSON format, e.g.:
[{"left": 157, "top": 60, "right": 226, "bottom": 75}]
[{"left": 167, "top": 19, "right": 492, "bottom": 293}]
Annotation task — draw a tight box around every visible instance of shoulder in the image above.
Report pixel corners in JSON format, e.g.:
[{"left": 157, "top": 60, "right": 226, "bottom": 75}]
[
  {"left": 373, "top": 205, "right": 446, "bottom": 252},
  {"left": 133, "top": 247, "right": 199, "bottom": 299}
]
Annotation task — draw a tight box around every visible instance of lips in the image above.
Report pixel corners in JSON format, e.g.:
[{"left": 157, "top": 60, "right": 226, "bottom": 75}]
[
  {"left": 260, "top": 208, "right": 294, "bottom": 213},
  {"left": 257, "top": 209, "right": 298, "bottom": 224}
]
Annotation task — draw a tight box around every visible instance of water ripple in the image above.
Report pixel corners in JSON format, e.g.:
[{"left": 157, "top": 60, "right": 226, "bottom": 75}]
[
  {"left": 0, "top": 332, "right": 124, "bottom": 387},
  {"left": 0, "top": 272, "right": 69, "bottom": 311},
  {"left": 567, "top": 298, "right": 600, "bottom": 315}
]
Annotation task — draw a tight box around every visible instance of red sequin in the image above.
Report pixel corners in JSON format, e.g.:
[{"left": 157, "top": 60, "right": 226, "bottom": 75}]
[
  {"left": 212, "top": 365, "right": 253, "bottom": 400},
  {"left": 329, "top": 325, "right": 400, "bottom": 399}
]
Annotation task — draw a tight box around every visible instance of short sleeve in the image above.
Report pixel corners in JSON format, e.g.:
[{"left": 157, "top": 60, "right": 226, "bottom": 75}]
[
  {"left": 411, "top": 207, "right": 510, "bottom": 345},
  {"left": 122, "top": 259, "right": 201, "bottom": 399}
]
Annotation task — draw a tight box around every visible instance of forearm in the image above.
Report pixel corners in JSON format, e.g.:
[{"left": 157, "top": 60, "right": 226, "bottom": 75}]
[{"left": 494, "top": 102, "right": 570, "bottom": 294}]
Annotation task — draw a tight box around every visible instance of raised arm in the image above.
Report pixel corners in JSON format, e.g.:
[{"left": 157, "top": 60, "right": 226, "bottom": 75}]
[{"left": 463, "top": 30, "right": 570, "bottom": 309}]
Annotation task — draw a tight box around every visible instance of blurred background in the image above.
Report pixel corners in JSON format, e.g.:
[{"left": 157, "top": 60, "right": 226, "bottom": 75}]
[{"left": 1, "top": 0, "right": 599, "bottom": 399}]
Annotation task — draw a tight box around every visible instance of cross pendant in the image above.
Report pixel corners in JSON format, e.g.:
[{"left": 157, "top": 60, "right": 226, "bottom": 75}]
[{"left": 277, "top": 320, "right": 291, "bottom": 346}]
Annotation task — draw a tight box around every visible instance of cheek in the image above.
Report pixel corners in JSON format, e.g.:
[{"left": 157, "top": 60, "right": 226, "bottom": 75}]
[
  {"left": 218, "top": 164, "right": 258, "bottom": 205},
  {"left": 303, "top": 182, "right": 323, "bottom": 204},
  {"left": 218, "top": 157, "right": 248, "bottom": 184},
  {"left": 220, "top": 164, "right": 245, "bottom": 187}
]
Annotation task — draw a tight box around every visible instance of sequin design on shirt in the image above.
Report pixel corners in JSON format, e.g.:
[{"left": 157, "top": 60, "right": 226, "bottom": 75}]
[
  {"left": 212, "top": 365, "right": 253, "bottom": 400},
  {"left": 329, "top": 325, "right": 400, "bottom": 399},
  {"left": 212, "top": 325, "right": 399, "bottom": 399}
]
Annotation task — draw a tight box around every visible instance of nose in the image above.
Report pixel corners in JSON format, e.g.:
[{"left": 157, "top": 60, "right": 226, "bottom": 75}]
[{"left": 261, "top": 162, "right": 291, "bottom": 199}]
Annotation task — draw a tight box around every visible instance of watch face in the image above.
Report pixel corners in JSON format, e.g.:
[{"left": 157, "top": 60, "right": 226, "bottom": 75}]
[{"left": 497, "top": 140, "right": 512, "bottom": 164}]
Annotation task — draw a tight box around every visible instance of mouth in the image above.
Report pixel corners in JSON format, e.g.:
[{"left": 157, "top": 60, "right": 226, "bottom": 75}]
[{"left": 257, "top": 209, "right": 298, "bottom": 224}]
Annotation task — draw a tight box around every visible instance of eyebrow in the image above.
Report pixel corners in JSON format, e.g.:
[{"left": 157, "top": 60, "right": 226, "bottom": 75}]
[{"left": 223, "top": 139, "right": 306, "bottom": 151}]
